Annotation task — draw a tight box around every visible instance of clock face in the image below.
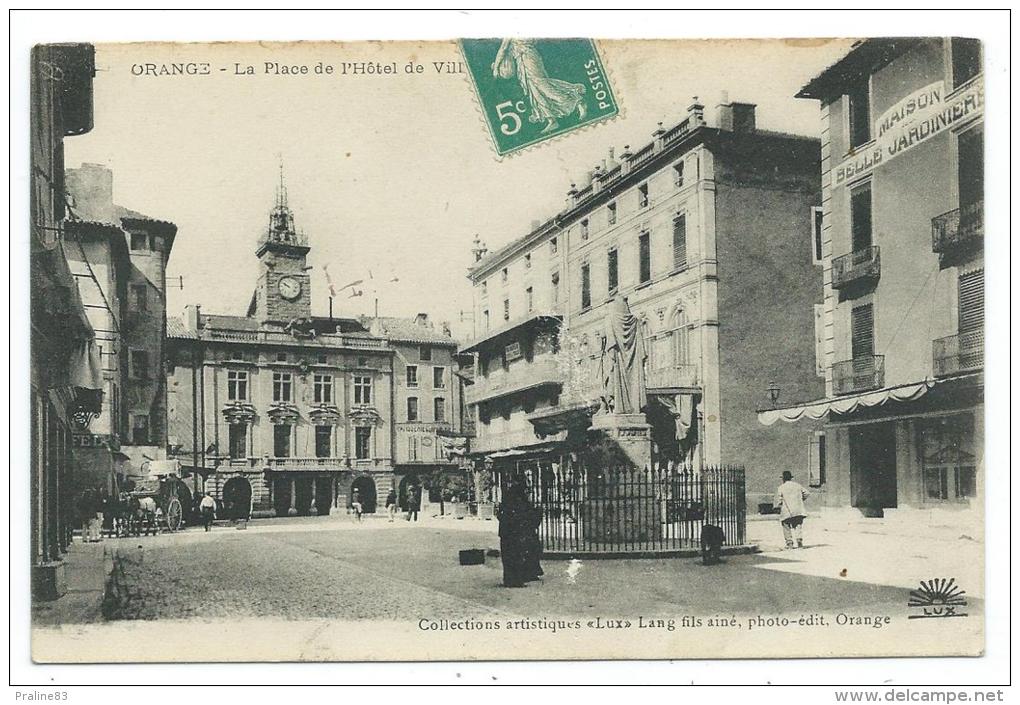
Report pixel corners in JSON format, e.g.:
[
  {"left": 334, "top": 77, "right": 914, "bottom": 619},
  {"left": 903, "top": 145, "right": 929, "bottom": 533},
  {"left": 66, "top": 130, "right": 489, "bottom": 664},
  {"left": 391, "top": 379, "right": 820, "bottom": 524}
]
[{"left": 278, "top": 276, "right": 301, "bottom": 301}]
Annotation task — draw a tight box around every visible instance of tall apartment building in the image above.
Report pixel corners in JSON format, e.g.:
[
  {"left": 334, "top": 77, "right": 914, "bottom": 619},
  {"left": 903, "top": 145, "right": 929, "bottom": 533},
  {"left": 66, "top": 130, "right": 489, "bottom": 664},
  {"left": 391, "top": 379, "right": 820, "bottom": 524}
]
[
  {"left": 64, "top": 163, "right": 178, "bottom": 492},
  {"left": 30, "top": 44, "right": 103, "bottom": 599},
  {"left": 465, "top": 98, "right": 824, "bottom": 497},
  {"left": 166, "top": 179, "right": 464, "bottom": 517},
  {"left": 760, "top": 38, "right": 984, "bottom": 518}
]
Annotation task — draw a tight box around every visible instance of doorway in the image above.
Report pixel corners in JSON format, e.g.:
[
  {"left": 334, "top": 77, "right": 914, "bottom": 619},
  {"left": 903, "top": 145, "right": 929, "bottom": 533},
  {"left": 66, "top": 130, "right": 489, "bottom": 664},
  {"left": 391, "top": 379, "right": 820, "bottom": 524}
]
[
  {"left": 272, "top": 478, "right": 291, "bottom": 517},
  {"left": 849, "top": 423, "right": 897, "bottom": 516},
  {"left": 351, "top": 475, "right": 377, "bottom": 513},
  {"left": 314, "top": 477, "right": 333, "bottom": 516},
  {"left": 222, "top": 477, "right": 252, "bottom": 520}
]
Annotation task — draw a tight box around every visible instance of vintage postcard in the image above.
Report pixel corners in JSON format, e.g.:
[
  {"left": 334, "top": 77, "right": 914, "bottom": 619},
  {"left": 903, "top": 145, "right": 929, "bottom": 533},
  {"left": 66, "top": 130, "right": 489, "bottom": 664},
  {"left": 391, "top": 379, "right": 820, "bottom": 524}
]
[{"left": 27, "top": 36, "right": 987, "bottom": 664}]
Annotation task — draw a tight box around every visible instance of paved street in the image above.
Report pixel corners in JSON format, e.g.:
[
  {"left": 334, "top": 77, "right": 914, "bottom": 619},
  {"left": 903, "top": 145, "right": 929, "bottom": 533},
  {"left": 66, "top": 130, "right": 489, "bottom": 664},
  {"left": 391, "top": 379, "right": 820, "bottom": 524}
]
[{"left": 97, "top": 515, "right": 967, "bottom": 623}]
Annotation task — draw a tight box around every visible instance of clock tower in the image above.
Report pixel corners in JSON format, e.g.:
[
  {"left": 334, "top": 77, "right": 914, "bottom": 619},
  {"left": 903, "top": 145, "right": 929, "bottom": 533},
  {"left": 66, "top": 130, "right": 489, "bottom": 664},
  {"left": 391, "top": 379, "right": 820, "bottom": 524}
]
[{"left": 253, "top": 167, "right": 312, "bottom": 323}]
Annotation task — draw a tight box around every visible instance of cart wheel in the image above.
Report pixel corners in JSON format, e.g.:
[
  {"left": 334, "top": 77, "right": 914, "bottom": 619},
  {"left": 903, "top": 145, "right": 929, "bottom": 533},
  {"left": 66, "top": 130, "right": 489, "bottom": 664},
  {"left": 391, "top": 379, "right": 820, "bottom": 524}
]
[{"left": 166, "top": 497, "right": 183, "bottom": 532}]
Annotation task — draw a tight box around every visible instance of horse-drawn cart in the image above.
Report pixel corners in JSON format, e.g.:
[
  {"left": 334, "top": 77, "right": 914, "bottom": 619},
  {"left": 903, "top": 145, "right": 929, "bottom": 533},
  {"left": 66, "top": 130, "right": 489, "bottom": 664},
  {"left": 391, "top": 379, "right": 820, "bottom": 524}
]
[{"left": 118, "top": 461, "right": 191, "bottom": 536}]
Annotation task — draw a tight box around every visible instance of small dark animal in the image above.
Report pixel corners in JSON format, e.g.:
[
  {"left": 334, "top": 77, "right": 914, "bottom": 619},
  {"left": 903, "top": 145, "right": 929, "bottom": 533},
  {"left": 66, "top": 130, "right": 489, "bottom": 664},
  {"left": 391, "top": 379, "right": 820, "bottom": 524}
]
[{"left": 701, "top": 524, "right": 725, "bottom": 566}]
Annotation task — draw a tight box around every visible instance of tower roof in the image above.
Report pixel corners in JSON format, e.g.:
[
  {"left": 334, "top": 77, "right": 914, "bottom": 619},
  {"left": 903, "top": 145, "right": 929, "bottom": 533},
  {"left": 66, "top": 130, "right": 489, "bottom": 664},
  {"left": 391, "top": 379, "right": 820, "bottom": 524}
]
[{"left": 257, "top": 161, "right": 309, "bottom": 255}]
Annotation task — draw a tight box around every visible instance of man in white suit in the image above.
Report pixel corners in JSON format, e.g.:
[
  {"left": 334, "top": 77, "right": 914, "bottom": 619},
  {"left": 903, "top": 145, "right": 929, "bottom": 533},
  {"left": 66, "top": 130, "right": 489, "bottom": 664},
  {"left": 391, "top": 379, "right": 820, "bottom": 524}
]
[{"left": 774, "top": 471, "right": 809, "bottom": 549}]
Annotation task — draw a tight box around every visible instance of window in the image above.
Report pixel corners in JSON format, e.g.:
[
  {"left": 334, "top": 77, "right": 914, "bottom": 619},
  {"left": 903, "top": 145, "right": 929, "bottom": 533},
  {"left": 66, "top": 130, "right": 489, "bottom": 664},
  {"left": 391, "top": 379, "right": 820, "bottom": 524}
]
[
  {"left": 130, "top": 284, "right": 147, "bottom": 312},
  {"left": 638, "top": 183, "right": 649, "bottom": 208},
  {"left": 672, "top": 214, "right": 687, "bottom": 270},
  {"left": 607, "top": 202, "right": 617, "bottom": 226},
  {"left": 315, "top": 425, "right": 331, "bottom": 458},
  {"left": 811, "top": 207, "right": 824, "bottom": 264},
  {"left": 227, "top": 370, "right": 249, "bottom": 401},
  {"left": 501, "top": 267, "right": 508, "bottom": 283},
  {"left": 313, "top": 374, "right": 333, "bottom": 404},
  {"left": 951, "top": 38, "right": 982, "bottom": 89},
  {"left": 273, "top": 424, "right": 291, "bottom": 458},
  {"left": 550, "top": 237, "right": 558, "bottom": 254},
  {"left": 355, "top": 427, "right": 371, "bottom": 459},
  {"left": 272, "top": 372, "right": 293, "bottom": 402},
  {"left": 673, "top": 161, "right": 685, "bottom": 188},
  {"left": 406, "top": 365, "right": 418, "bottom": 387},
  {"left": 958, "top": 268, "right": 984, "bottom": 370},
  {"left": 851, "top": 304, "right": 875, "bottom": 360},
  {"left": 317, "top": 353, "right": 328, "bottom": 364},
  {"left": 580, "top": 262, "right": 591, "bottom": 310},
  {"left": 130, "top": 232, "right": 147, "bottom": 251},
  {"left": 958, "top": 127, "right": 983, "bottom": 219},
  {"left": 503, "top": 298, "right": 510, "bottom": 321},
  {"left": 148, "top": 234, "right": 160, "bottom": 251},
  {"left": 407, "top": 397, "right": 419, "bottom": 421},
  {"left": 920, "top": 415, "right": 976, "bottom": 501},
  {"left": 229, "top": 423, "right": 247, "bottom": 460},
  {"left": 354, "top": 375, "right": 372, "bottom": 404},
  {"left": 419, "top": 345, "right": 432, "bottom": 361},
  {"left": 434, "top": 397, "right": 446, "bottom": 423},
  {"left": 850, "top": 182, "right": 873, "bottom": 251},
  {"left": 848, "top": 78, "right": 871, "bottom": 149},
  {"left": 639, "top": 231, "right": 651, "bottom": 284},
  {"left": 551, "top": 272, "right": 560, "bottom": 303},
  {"left": 276, "top": 352, "right": 287, "bottom": 362},
  {"left": 580, "top": 219, "right": 589, "bottom": 241},
  {"left": 607, "top": 247, "right": 619, "bottom": 294},
  {"left": 130, "top": 349, "right": 149, "bottom": 380},
  {"left": 670, "top": 307, "right": 689, "bottom": 366},
  {"left": 481, "top": 281, "right": 487, "bottom": 297},
  {"left": 131, "top": 415, "right": 149, "bottom": 445},
  {"left": 524, "top": 253, "right": 532, "bottom": 269},
  {"left": 526, "top": 286, "right": 534, "bottom": 312},
  {"left": 433, "top": 366, "right": 446, "bottom": 388},
  {"left": 408, "top": 435, "right": 419, "bottom": 461},
  {"left": 483, "top": 309, "right": 490, "bottom": 330}
]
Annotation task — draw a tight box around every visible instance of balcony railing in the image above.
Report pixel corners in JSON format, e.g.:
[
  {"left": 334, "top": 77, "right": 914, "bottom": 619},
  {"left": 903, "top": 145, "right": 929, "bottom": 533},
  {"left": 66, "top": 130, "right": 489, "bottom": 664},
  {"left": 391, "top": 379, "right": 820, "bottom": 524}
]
[
  {"left": 266, "top": 457, "right": 349, "bottom": 468},
  {"left": 646, "top": 363, "right": 700, "bottom": 390},
  {"left": 831, "top": 246, "right": 881, "bottom": 290},
  {"left": 933, "top": 331, "right": 983, "bottom": 377},
  {"left": 831, "top": 355, "right": 885, "bottom": 396},
  {"left": 465, "top": 356, "right": 563, "bottom": 406},
  {"left": 932, "top": 200, "right": 984, "bottom": 253}
]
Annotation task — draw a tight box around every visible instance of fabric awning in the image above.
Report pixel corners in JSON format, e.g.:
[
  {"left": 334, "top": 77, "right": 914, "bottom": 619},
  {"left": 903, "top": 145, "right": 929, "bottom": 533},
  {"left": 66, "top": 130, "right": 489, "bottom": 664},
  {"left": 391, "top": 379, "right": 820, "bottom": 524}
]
[{"left": 757, "top": 379, "right": 937, "bottom": 426}]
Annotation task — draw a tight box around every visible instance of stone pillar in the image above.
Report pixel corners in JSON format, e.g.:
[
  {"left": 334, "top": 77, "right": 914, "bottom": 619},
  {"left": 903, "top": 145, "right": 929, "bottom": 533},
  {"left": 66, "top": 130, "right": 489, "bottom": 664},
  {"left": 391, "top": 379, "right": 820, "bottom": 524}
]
[
  {"left": 309, "top": 477, "right": 317, "bottom": 514},
  {"left": 288, "top": 477, "right": 297, "bottom": 516},
  {"left": 583, "top": 413, "right": 660, "bottom": 544}
]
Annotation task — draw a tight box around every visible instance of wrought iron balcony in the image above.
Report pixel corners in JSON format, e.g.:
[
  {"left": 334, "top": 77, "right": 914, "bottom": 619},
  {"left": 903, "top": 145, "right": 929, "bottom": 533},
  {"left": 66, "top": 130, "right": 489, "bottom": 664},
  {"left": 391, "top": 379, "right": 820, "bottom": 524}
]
[
  {"left": 933, "top": 331, "right": 983, "bottom": 377},
  {"left": 831, "top": 355, "right": 885, "bottom": 396},
  {"left": 831, "top": 246, "right": 881, "bottom": 290},
  {"left": 932, "top": 200, "right": 983, "bottom": 253},
  {"left": 645, "top": 363, "right": 700, "bottom": 390}
]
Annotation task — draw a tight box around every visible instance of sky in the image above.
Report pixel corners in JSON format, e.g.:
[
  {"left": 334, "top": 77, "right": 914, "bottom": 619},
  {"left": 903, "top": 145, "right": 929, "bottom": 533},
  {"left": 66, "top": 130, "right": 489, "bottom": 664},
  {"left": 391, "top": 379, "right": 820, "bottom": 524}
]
[{"left": 65, "top": 38, "right": 856, "bottom": 339}]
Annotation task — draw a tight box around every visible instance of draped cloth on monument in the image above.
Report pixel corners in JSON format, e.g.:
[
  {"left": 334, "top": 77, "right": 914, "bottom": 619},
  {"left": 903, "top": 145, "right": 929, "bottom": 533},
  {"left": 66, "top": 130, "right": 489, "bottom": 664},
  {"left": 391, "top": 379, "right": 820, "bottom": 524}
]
[{"left": 599, "top": 297, "right": 648, "bottom": 415}]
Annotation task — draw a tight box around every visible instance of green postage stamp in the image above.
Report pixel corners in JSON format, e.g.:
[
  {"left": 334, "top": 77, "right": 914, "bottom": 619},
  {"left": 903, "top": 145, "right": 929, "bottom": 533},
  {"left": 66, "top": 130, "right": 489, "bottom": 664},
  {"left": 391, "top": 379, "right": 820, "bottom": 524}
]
[{"left": 460, "top": 38, "right": 619, "bottom": 156}]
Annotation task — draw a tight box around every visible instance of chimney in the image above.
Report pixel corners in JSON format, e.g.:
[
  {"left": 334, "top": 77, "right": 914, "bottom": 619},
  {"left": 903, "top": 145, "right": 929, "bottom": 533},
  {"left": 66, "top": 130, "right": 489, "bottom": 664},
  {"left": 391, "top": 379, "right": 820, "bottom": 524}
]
[
  {"left": 717, "top": 97, "right": 756, "bottom": 133},
  {"left": 185, "top": 304, "right": 202, "bottom": 332},
  {"left": 415, "top": 312, "right": 429, "bottom": 327},
  {"left": 471, "top": 235, "right": 488, "bottom": 262}
]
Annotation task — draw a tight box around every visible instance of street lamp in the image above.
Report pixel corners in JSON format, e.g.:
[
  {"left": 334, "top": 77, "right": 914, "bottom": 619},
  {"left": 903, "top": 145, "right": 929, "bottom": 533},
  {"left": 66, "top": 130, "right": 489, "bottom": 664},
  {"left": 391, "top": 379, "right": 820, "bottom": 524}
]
[{"left": 766, "top": 381, "right": 781, "bottom": 409}]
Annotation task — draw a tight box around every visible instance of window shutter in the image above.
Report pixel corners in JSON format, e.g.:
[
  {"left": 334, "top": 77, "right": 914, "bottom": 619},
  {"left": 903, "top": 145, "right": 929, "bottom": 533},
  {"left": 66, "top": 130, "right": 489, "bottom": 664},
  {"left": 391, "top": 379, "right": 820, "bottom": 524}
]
[
  {"left": 851, "top": 304, "right": 874, "bottom": 359},
  {"left": 672, "top": 214, "right": 687, "bottom": 270},
  {"left": 958, "top": 269, "right": 984, "bottom": 334}
]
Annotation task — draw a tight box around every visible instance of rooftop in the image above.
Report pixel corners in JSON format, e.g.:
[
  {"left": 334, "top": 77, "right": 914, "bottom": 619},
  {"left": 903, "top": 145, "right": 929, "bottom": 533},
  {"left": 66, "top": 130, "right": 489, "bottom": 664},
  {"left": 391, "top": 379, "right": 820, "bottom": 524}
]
[{"left": 796, "top": 38, "right": 923, "bottom": 101}]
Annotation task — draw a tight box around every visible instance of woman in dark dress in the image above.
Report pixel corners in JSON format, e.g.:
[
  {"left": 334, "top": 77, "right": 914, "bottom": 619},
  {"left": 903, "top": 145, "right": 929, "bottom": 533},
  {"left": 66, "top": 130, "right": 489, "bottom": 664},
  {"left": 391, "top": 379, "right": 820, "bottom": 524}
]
[{"left": 498, "top": 480, "right": 532, "bottom": 587}]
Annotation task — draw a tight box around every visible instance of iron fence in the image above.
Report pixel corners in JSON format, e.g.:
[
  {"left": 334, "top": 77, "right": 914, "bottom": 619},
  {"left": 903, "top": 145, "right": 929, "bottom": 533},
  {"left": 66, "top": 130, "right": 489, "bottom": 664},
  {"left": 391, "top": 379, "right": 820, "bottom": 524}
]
[{"left": 493, "top": 461, "right": 745, "bottom": 554}]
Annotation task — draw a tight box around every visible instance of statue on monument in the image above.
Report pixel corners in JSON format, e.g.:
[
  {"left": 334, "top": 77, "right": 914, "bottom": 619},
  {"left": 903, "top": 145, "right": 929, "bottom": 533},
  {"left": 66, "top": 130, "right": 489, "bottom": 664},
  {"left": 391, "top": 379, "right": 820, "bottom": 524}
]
[{"left": 598, "top": 296, "right": 648, "bottom": 415}]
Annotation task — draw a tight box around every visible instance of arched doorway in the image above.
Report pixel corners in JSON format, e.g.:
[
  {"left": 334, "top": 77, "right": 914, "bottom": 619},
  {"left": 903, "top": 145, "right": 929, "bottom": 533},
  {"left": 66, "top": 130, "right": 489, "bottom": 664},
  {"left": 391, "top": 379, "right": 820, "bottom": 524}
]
[
  {"left": 398, "top": 474, "right": 421, "bottom": 512},
  {"left": 222, "top": 477, "right": 253, "bottom": 520},
  {"left": 351, "top": 475, "right": 377, "bottom": 514}
]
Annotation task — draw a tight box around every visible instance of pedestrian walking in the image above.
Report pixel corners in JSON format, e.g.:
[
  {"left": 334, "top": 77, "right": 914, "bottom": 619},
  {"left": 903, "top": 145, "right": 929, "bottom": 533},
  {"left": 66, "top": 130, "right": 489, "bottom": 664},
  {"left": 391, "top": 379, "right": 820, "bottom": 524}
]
[
  {"left": 199, "top": 493, "right": 216, "bottom": 532},
  {"left": 385, "top": 488, "right": 398, "bottom": 522},
  {"left": 351, "top": 487, "right": 363, "bottom": 521},
  {"left": 497, "top": 479, "right": 533, "bottom": 587},
  {"left": 406, "top": 485, "right": 421, "bottom": 522},
  {"left": 774, "top": 471, "right": 809, "bottom": 549}
]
